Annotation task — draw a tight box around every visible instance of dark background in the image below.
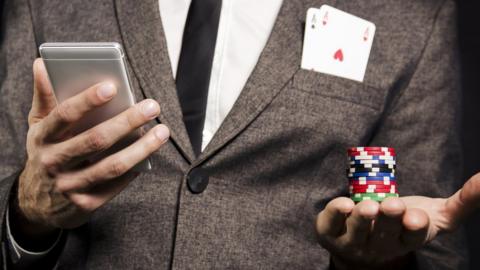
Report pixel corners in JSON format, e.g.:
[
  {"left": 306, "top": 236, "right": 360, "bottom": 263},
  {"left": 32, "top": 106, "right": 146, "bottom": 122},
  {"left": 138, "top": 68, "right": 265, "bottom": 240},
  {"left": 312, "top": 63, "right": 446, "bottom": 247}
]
[{"left": 458, "top": 1, "right": 480, "bottom": 269}]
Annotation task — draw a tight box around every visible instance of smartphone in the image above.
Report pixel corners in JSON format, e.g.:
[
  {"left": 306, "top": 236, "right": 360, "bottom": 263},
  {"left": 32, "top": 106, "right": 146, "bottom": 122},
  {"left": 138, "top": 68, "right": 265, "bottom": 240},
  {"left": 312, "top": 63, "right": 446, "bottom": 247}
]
[{"left": 39, "top": 42, "right": 151, "bottom": 171}]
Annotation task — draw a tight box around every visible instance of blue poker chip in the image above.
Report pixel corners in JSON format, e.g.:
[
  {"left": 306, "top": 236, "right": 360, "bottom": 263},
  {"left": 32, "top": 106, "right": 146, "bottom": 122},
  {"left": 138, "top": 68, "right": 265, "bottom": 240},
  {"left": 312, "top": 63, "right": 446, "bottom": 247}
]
[
  {"left": 349, "top": 159, "right": 396, "bottom": 165},
  {"left": 348, "top": 176, "right": 396, "bottom": 181},
  {"left": 347, "top": 172, "right": 395, "bottom": 178},
  {"left": 349, "top": 155, "right": 395, "bottom": 161}
]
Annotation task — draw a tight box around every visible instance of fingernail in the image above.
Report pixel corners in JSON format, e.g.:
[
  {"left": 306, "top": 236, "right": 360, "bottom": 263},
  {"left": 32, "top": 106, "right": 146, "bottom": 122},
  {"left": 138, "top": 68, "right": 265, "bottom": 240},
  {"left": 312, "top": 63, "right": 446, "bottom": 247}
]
[
  {"left": 97, "top": 82, "right": 116, "bottom": 99},
  {"left": 142, "top": 100, "right": 160, "bottom": 118},
  {"left": 154, "top": 125, "right": 170, "bottom": 141}
]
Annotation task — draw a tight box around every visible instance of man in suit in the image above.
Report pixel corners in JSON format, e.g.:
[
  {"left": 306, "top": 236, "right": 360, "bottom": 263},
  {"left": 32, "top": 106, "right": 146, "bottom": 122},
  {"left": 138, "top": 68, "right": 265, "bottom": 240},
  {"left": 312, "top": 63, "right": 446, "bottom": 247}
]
[{"left": 0, "top": 0, "right": 469, "bottom": 269}]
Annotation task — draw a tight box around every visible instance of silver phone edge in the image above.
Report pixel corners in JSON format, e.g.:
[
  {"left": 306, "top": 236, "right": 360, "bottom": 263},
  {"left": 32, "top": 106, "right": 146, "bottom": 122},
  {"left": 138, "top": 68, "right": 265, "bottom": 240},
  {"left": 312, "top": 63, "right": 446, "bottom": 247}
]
[{"left": 39, "top": 42, "right": 152, "bottom": 173}]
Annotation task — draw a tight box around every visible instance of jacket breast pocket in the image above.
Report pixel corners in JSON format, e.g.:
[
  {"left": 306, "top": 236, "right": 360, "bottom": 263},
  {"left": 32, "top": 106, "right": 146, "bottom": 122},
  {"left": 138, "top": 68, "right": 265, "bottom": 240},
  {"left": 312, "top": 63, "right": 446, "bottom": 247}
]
[{"left": 292, "top": 69, "right": 386, "bottom": 111}]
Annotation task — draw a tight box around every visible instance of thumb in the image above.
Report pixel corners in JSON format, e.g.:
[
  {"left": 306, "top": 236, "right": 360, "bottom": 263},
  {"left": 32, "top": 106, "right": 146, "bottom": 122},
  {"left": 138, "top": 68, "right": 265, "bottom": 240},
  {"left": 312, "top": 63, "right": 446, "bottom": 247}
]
[
  {"left": 29, "top": 58, "right": 57, "bottom": 125},
  {"left": 444, "top": 173, "right": 480, "bottom": 230}
]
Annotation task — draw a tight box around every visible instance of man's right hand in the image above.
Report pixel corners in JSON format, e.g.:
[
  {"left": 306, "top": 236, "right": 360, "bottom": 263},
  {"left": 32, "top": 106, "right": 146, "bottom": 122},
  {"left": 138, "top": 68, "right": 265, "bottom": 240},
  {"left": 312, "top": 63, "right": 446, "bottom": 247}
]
[{"left": 14, "top": 59, "right": 170, "bottom": 240}]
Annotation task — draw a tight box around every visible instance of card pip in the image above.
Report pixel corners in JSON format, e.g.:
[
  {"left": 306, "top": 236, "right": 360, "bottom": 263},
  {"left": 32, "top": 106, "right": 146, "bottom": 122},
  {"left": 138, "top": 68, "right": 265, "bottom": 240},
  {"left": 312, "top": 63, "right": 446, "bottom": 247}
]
[{"left": 301, "top": 5, "right": 376, "bottom": 82}]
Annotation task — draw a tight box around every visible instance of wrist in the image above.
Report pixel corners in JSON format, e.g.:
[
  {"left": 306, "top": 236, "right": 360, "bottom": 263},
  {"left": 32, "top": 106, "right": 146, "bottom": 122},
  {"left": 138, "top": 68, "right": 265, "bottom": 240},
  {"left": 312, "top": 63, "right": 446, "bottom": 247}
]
[
  {"left": 15, "top": 170, "right": 58, "bottom": 235},
  {"left": 9, "top": 180, "right": 60, "bottom": 251},
  {"left": 11, "top": 200, "right": 58, "bottom": 236}
]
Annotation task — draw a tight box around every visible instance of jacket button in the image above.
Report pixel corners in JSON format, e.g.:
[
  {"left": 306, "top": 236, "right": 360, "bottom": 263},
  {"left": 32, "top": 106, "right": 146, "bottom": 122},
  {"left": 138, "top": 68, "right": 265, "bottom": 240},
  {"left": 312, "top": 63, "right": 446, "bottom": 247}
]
[{"left": 187, "top": 168, "right": 209, "bottom": 194}]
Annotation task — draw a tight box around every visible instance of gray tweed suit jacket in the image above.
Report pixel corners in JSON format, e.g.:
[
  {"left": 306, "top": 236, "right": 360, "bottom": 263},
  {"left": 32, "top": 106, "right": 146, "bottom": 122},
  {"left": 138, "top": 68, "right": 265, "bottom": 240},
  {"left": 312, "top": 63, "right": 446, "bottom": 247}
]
[{"left": 0, "top": 0, "right": 468, "bottom": 269}]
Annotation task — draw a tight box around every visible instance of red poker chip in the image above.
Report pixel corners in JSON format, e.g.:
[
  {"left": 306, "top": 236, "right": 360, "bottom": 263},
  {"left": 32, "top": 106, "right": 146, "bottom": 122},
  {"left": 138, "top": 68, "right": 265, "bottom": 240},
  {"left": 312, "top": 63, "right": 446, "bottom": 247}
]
[
  {"left": 350, "top": 188, "right": 396, "bottom": 193},
  {"left": 350, "top": 185, "right": 396, "bottom": 190},
  {"left": 347, "top": 151, "right": 396, "bottom": 157},
  {"left": 348, "top": 147, "right": 395, "bottom": 151},
  {"left": 348, "top": 147, "right": 395, "bottom": 153},
  {"left": 349, "top": 180, "right": 395, "bottom": 186},
  {"left": 348, "top": 186, "right": 397, "bottom": 190},
  {"left": 348, "top": 150, "right": 395, "bottom": 155},
  {"left": 349, "top": 185, "right": 396, "bottom": 191},
  {"left": 350, "top": 192, "right": 397, "bottom": 196}
]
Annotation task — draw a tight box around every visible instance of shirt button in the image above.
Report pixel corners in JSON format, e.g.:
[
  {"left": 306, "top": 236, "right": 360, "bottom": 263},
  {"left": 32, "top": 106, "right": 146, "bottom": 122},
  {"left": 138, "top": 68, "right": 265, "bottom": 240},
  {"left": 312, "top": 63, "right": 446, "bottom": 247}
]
[{"left": 187, "top": 168, "right": 209, "bottom": 194}]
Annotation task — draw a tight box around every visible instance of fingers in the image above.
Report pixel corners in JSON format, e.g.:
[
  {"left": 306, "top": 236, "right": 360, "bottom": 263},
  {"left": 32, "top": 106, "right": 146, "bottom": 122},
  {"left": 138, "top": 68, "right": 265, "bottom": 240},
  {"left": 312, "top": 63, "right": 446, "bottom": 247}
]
[
  {"left": 459, "top": 173, "right": 480, "bottom": 208},
  {"left": 340, "top": 200, "right": 379, "bottom": 246},
  {"left": 29, "top": 59, "right": 57, "bottom": 124},
  {"left": 55, "top": 124, "right": 170, "bottom": 192},
  {"left": 65, "top": 170, "right": 139, "bottom": 214},
  {"left": 444, "top": 173, "right": 480, "bottom": 230},
  {"left": 54, "top": 99, "right": 160, "bottom": 163},
  {"left": 369, "top": 197, "right": 406, "bottom": 248},
  {"left": 400, "top": 208, "right": 429, "bottom": 249},
  {"left": 316, "top": 197, "right": 355, "bottom": 237},
  {"left": 41, "top": 81, "right": 117, "bottom": 140}
]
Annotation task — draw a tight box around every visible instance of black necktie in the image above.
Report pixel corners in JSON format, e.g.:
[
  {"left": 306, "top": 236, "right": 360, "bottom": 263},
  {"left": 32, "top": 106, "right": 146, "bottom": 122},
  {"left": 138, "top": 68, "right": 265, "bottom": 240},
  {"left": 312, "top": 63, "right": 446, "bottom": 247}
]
[{"left": 176, "top": 0, "right": 222, "bottom": 156}]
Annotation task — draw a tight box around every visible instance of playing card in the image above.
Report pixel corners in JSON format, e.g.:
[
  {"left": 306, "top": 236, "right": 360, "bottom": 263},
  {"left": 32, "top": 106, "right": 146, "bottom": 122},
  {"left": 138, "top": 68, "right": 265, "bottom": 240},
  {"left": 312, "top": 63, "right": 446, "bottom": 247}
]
[{"left": 301, "top": 5, "right": 376, "bottom": 82}]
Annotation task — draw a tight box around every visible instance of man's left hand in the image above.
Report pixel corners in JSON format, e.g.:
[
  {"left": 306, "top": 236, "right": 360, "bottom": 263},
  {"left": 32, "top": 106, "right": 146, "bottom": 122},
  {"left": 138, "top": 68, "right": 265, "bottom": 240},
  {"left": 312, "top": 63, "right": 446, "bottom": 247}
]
[{"left": 316, "top": 173, "right": 480, "bottom": 270}]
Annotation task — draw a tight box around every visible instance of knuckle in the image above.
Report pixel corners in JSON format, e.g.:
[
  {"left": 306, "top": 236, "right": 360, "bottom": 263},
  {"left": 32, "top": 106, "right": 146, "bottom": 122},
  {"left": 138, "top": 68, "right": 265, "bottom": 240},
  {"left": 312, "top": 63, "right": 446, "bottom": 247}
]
[
  {"left": 124, "top": 111, "right": 137, "bottom": 129},
  {"left": 27, "top": 127, "right": 42, "bottom": 145},
  {"left": 86, "top": 130, "right": 109, "bottom": 151},
  {"left": 55, "top": 150, "right": 73, "bottom": 165},
  {"left": 53, "top": 178, "right": 68, "bottom": 193},
  {"left": 27, "top": 111, "right": 36, "bottom": 125},
  {"left": 109, "top": 161, "right": 128, "bottom": 178},
  {"left": 55, "top": 102, "right": 74, "bottom": 123},
  {"left": 83, "top": 175, "right": 97, "bottom": 189},
  {"left": 85, "top": 90, "right": 100, "bottom": 107},
  {"left": 146, "top": 133, "right": 162, "bottom": 149},
  {"left": 38, "top": 152, "right": 58, "bottom": 171},
  {"left": 127, "top": 107, "right": 144, "bottom": 128},
  {"left": 72, "top": 195, "right": 95, "bottom": 212}
]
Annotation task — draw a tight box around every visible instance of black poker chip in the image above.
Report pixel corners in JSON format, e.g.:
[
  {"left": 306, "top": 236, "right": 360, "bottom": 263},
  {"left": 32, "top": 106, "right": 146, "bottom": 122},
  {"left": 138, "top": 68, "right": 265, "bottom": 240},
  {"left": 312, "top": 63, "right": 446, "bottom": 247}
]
[
  {"left": 349, "top": 163, "right": 396, "bottom": 170},
  {"left": 347, "top": 146, "right": 399, "bottom": 202}
]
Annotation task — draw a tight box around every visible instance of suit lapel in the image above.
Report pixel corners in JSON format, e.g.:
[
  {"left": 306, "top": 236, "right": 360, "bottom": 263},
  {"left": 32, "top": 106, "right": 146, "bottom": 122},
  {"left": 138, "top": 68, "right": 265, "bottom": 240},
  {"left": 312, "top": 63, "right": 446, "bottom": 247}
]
[
  {"left": 197, "top": 1, "right": 305, "bottom": 163},
  {"left": 114, "top": 0, "right": 196, "bottom": 161},
  {"left": 114, "top": 0, "right": 331, "bottom": 164}
]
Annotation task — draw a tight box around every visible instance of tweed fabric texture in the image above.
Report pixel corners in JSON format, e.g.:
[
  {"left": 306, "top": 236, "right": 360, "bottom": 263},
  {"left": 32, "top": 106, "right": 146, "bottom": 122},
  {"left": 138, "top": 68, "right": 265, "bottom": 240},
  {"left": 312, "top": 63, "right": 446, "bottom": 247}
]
[{"left": 0, "top": 0, "right": 468, "bottom": 269}]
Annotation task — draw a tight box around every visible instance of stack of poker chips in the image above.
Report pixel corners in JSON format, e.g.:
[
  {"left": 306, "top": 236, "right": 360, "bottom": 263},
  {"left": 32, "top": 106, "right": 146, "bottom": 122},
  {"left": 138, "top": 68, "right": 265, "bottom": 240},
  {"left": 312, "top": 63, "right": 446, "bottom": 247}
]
[{"left": 347, "top": 147, "right": 399, "bottom": 202}]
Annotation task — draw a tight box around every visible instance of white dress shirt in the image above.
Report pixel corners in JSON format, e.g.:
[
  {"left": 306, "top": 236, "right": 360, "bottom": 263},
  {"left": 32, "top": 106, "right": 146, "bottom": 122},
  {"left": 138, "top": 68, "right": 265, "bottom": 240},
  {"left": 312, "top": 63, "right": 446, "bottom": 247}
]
[
  {"left": 159, "top": 0, "right": 283, "bottom": 150},
  {"left": 8, "top": 0, "right": 283, "bottom": 265}
]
